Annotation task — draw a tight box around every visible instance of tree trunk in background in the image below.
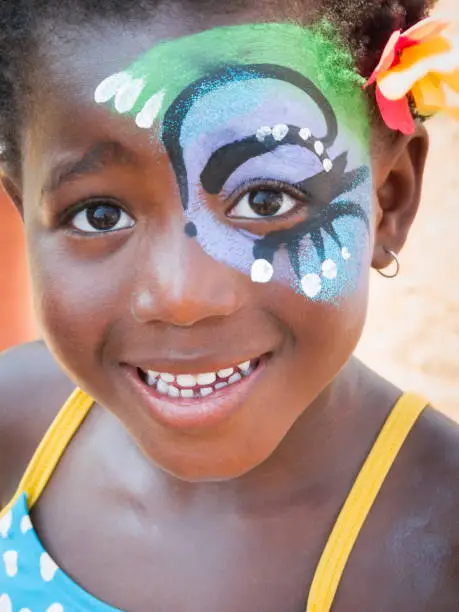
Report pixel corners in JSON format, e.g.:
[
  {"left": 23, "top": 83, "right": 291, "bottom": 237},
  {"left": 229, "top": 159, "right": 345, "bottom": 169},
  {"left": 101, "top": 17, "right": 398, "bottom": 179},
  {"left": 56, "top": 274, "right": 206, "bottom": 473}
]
[{"left": 0, "top": 190, "right": 36, "bottom": 352}]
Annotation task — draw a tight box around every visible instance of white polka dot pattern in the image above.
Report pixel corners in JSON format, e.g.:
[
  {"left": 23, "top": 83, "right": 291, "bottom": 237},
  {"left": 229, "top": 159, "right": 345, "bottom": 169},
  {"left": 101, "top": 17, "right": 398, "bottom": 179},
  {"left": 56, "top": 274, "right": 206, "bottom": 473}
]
[{"left": 0, "top": 494, "right": 118, "bottom": 611}]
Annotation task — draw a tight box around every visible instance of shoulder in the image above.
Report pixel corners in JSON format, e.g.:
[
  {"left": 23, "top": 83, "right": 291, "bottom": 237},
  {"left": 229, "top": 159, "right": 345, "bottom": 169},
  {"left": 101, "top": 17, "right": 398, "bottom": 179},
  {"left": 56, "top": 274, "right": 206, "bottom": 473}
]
[
  {"left": 0, "top": 340, "right": 75, "bottom": 508},
  {"left": 378, "top": 404, "right": 459, "bottom": 608},
  {"left": 340, "top": 397, "right": 459, "bottom": 609}
]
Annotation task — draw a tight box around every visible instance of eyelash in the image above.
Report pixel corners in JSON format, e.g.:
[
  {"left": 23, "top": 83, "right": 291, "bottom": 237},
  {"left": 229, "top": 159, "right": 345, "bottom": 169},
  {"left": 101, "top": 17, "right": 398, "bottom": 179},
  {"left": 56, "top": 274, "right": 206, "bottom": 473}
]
[
  {"left": 227, "top": 179, "right": 313, "bottom": 218},
  {"left": 59, "top": 198, "right": 134, "bottom": 234}
]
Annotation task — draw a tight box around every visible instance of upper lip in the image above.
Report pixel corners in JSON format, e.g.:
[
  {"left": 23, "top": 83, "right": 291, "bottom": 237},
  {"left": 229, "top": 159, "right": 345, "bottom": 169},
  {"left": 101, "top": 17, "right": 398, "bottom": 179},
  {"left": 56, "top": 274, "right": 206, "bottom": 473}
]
[{"left": 123, "top": 353, "right": 268, "bottom": 375}]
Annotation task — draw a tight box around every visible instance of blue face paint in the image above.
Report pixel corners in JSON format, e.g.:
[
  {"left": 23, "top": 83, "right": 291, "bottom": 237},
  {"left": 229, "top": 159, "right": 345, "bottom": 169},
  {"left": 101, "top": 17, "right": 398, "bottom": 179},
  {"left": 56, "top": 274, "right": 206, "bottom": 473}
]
[
  {"left": 95, "top": 23, "right": 372, "bottom": 304},
  {"left": 178, "top": 76, "right": 372, "bottom": 303}
]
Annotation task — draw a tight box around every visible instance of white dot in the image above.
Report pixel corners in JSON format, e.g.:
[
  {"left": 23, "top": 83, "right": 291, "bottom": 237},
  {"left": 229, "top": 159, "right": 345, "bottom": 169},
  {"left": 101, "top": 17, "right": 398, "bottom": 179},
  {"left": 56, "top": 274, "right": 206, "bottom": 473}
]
[
  {"left": 135, "top": 90, "right": 165, "bottom": 129},
  {"left": 46, "top": 605, "right": 64, "bottom": 612},
  {"left": 323, "top": 159, "right": 333, "bottom": 173},
  {"left": 251, "top": 259, "right": 274, "bottom": 284},
  {"left": 3, "top": 551, "right": 18, "bottom": 577},
  {"left": 272, "top": 124, "right": 289, "bottom": 141},
  {"left": 114, "top": 77, "right": 145, "bottom": 114},
  {"left": 0, "top": 594, "right": 12, "bottom": 612},
  {"left": 94, "top": 71, "right": 131, "bottom": 104},
  {"left": 301, "top": 273, "right": 322, "bottom": 298},
  {"left": 20, "top": 515, "right": 32, "bottom": 534},
  {"left": 299, "top": 127, "right": 311, "bottom": 141},
  {"left": 314, "top": 141, "right": 325, "bottom": 156},
  {"left": 40, "top": 552, "right": 59, "bottom": 582},
  {"left": 0, "top": 511, "right": 12, "bottom": 539},
  {"left": 322, "top": 259, "right": 338, "bottom": 280},
  {"left": 256, "top": 126, "right": 272, "bottom": 142},
  {"left": 19, "top": 609, "right": 32, "bottom": 612},
  {"left": 342, "top": 247, "right": 352, "bottom": 261}
]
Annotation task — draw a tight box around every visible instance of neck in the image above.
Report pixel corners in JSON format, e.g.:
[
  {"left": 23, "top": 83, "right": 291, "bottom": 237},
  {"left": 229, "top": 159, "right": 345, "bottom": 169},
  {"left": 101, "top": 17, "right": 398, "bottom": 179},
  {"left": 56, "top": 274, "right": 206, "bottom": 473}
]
[{"left": 103, "top": 358, "right": 397, "bottom": 516}]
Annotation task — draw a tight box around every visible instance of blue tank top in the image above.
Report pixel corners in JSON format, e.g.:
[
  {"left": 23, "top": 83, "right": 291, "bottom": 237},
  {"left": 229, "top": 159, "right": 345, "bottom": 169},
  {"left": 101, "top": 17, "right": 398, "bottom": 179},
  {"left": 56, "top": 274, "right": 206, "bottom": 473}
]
[{"left": 0, "top": 389, "right": 427, "bottom": 611}]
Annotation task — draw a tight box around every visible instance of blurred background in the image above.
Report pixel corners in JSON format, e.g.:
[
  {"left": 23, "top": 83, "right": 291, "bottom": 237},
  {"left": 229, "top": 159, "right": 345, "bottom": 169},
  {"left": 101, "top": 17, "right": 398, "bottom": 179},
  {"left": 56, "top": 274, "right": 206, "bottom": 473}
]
[
  {"left": 0, "top": 0, "right": 457, "bottom": 418},
  {"left": 357, "top": 0, "right": 459, "bottom": 421}
]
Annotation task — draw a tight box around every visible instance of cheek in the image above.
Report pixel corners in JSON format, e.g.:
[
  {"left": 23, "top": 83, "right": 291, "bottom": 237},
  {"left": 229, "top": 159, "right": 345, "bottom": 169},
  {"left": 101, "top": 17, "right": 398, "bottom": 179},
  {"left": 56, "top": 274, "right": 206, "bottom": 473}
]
[
  {"left": 185, "top": 192, "right": 372, "bottom": 305},
  {"left": 27, "top": 236, "right": 127, "bottom": 366}
]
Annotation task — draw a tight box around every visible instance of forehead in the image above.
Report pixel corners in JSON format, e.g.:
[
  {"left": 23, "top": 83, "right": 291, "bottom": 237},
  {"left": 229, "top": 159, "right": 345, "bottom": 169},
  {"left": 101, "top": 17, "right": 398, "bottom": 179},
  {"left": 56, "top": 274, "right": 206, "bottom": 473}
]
[
  {"left": 94, "top": 23, "right": 369, "bottom": 144},
  {"left": 24, "top": 19, "right": 371, "bottom": 197}
]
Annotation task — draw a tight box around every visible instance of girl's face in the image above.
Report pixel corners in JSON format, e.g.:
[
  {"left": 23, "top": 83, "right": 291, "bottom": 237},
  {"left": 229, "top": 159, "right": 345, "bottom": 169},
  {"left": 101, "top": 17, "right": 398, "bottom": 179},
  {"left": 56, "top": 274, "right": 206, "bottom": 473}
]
[{"left": 22, "top": 14, "right": 376, "bottom": 480}]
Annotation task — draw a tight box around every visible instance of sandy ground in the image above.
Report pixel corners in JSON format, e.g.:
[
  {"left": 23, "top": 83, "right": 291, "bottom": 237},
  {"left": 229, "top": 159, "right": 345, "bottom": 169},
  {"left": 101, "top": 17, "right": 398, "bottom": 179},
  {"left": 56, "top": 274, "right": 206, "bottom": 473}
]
[{"left": 356, "top": 0, "right": 459, "bottom": 420}]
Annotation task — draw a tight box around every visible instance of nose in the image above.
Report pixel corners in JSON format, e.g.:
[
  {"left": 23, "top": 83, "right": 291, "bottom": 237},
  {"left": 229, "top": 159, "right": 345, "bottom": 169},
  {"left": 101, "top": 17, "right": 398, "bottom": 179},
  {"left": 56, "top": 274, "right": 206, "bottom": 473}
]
[{"left": 130, "top": 227, "right": 244, "bottom": 327}]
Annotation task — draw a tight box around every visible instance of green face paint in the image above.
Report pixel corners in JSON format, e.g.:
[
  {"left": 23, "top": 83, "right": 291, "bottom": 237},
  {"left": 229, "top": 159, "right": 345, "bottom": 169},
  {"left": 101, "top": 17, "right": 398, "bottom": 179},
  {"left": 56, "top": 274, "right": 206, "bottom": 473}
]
[
  {"left": 95, "top": 21, "right": 368, "bottom": 146},
  {"left": 94, "top": 21, "right": 373, "bottom": 304}
]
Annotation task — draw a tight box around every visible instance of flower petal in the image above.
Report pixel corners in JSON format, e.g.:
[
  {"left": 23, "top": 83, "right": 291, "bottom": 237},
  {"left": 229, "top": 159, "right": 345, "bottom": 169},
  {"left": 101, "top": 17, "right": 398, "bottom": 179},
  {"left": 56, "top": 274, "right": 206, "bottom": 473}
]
[
  {"left": 442, "top": 81, "right": 459, "bottom": 118},
  {"left": 365, "top": 30, "right": 401, "bottom": 87},
  {"left": 411, "top": 76, "right": 445, "bottom": 115},
  {"left": 378, "top": 36, "right": 455, "bottom": 100},
  {"left": 376, "top": 87, "right": 415, "bottom": 134},
  {"left": 404, "top": 17, "right": 449, "bottom": 43},
  {"left": 441, "top": 67, "right": 459, "bottom": 93}
]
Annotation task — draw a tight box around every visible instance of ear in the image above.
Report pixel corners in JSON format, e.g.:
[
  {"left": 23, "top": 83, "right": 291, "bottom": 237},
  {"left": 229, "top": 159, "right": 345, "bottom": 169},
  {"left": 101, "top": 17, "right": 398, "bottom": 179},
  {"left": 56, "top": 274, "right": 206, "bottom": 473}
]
[
  {"left": 0, "top": 173, "right": 24, "bottom": 218},
  {"left": 371, "top": 124, "right": 429, "bottom": 271}
]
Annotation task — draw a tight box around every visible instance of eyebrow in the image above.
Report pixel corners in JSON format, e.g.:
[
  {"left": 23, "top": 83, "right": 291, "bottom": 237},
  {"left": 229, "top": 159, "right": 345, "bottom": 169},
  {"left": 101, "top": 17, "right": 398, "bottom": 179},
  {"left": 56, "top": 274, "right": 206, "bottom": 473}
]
[{"left": 42, "top": 141, "right": 138, "bottom": 194}]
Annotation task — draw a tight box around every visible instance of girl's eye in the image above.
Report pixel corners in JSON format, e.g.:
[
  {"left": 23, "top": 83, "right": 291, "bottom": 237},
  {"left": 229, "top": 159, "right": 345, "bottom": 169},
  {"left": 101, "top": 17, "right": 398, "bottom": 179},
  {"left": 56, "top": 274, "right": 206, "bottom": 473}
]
[
  {"left": 228, "top": 189, "right": 298, "bottom": 220},
  {"left": 70, "top": 203, "right": 135, "bottom": 233}
]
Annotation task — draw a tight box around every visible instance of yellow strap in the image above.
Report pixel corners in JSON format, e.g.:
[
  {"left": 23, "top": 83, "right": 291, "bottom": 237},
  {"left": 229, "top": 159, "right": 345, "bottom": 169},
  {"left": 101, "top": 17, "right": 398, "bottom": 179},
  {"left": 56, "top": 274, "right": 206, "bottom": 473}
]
[
  {"left": 0, "top": 388, "right": 94, "bottom": 518},
  {"left": 306, "top": 393, "right": 427, "bottom": 612}
]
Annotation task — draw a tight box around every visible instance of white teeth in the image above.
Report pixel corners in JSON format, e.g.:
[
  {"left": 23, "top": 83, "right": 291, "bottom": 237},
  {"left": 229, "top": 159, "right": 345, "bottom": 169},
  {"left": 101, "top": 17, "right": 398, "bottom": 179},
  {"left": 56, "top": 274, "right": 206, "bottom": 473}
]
[
  {"left": 217, "top": 367, "right": 234, "bottom": 379},
  {"left": 238, "top": 360, "right": 251, "bottom": 372},
  {"left": 142, "top": 358, "right": 259, "bottom": 399},
  {"left": 147, "top": 371, "right": 158, "bottom": 386},
  {"left": 176, "top": 374, "right": 197, "bottom": 388},
  {"left": 196, "top": 372, "right": 217, "bottom": 385},
  {"left": 228, "top": 372, "right": 242, "bottom": 385},
  {"left": 168, "top": 386, "right": 180, "bottom": 398},
  {"left": 157, "top": 379, "right": 169, "bottom": 395}
]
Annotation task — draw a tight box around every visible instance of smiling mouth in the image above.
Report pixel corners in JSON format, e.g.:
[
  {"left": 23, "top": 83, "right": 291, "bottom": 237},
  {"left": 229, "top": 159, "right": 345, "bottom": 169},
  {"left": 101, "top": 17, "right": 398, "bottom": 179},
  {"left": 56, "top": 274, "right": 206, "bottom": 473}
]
[{"left": 137, "top": 357, "right": 262, "bottom": 400}]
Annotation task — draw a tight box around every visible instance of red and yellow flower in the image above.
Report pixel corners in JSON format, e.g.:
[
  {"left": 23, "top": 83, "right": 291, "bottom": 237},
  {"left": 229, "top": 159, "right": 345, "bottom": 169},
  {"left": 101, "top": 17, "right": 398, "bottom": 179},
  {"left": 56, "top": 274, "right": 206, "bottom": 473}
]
[{"left": 365, "top": 17, "right": 459, "bottom": 134}]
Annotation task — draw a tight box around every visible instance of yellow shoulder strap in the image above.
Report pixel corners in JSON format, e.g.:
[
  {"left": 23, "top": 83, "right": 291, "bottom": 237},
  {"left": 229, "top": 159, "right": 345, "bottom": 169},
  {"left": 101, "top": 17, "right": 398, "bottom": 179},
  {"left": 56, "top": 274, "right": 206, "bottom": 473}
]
[
  {"left": 306, "top": 392, "right": 428, "bottom": 612},
  {"left": 0, "top": 388, "right": 94, "bottom": 517}
]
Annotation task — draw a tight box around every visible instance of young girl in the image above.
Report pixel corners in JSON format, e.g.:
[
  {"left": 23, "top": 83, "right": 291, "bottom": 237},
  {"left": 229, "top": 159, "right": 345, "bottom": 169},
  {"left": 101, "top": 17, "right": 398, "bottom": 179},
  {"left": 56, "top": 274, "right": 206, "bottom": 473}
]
[{"left": 0, "top": 0, "right": 458, "bottom": 609}]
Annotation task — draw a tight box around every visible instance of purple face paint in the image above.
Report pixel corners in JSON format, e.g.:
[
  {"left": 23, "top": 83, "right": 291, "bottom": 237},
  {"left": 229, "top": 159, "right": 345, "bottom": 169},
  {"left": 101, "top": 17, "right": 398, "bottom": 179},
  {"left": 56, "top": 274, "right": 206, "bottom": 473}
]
[{"left": 180, "top": 77, "right": 372, "bottom": 302}]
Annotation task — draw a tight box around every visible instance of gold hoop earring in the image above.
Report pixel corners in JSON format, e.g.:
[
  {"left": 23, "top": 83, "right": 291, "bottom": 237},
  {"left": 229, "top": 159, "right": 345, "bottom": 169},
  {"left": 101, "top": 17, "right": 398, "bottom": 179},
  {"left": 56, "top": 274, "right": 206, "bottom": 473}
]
[{"left": 377, "top": 247, "right": 400, "bottom": 279}]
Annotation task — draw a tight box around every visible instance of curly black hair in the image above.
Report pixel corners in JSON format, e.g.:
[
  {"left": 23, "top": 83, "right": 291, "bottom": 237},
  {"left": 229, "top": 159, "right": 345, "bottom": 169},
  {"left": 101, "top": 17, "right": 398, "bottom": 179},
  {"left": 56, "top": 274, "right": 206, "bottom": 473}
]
[{"left": 0, "top": 0, "right": 438, "bottom": 178}]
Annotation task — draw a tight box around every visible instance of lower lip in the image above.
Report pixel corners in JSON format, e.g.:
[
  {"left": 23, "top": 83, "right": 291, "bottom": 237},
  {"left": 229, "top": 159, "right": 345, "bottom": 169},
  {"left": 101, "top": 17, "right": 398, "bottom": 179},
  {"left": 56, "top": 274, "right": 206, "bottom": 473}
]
[{"left": 123, "top": 359, "right": 268, "bottom": 430}]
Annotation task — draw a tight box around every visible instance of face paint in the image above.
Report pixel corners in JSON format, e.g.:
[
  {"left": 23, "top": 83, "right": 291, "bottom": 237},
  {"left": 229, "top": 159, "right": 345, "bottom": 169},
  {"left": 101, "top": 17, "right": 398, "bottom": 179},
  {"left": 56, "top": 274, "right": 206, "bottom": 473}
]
[{"left": 95, "top": 21, "right": 372, "bottom": 303}]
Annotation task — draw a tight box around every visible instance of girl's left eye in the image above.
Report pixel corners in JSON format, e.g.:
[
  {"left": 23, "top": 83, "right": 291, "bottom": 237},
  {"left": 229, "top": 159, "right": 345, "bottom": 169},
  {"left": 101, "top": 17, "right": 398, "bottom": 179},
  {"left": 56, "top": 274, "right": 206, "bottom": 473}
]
[
  {"left": 70, "top": 202, "right": 135, "bottom": 233},
  {"left": 228, "top": 189, "right": 298, "bottom": 220}
]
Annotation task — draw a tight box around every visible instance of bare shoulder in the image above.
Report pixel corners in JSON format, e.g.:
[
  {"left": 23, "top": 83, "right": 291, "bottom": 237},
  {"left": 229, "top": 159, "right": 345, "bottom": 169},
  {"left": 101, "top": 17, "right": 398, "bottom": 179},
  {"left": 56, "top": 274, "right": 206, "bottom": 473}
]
[
  {"left": 359, "top": 405, "right": 459, "bottom": 609},
  {"left": 0, "top": 340, "right": 74, "bottom": 508}
]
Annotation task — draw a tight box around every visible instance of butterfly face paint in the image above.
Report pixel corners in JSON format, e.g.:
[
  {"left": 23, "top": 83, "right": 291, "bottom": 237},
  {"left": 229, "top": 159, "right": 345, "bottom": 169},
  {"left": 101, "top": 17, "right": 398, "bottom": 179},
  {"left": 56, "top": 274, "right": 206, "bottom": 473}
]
[{"left": 95, "top": 22, "right": 372, "bottom": 303}]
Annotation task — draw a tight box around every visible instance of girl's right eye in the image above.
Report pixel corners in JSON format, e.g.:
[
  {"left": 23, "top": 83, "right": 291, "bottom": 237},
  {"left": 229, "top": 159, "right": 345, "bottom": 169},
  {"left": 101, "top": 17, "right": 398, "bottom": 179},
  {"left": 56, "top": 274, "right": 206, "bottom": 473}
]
[{"left": 70, "top": 202, "right": 135, "bottom": 234}]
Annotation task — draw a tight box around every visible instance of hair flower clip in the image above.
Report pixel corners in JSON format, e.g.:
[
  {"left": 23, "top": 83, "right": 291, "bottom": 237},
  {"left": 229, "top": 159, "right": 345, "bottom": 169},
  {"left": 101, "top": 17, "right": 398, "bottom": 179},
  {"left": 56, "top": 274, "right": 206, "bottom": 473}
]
[{"left": 364, "top": 17, "right": 459, "bottom": 134}]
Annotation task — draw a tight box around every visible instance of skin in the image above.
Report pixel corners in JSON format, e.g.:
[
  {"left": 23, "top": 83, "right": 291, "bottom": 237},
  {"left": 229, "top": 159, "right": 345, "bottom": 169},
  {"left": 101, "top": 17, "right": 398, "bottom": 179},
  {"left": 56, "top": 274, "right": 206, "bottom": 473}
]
[{"left": 1, "top": 4, "right": 459, "bottom": 611}]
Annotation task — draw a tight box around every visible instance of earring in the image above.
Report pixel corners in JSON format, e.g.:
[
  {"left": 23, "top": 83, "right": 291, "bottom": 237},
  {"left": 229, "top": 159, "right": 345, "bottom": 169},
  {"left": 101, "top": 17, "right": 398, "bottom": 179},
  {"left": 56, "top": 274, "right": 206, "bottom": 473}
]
[{"left": 377, "top": 247, "right": 400, "bottom": 279}]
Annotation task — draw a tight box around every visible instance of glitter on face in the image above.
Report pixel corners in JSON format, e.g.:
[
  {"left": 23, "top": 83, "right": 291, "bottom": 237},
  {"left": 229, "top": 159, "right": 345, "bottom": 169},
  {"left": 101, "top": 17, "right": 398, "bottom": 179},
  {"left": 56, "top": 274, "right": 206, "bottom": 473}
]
[{"left": 95, "top": 22, "right": 372, "bottom": 304}]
